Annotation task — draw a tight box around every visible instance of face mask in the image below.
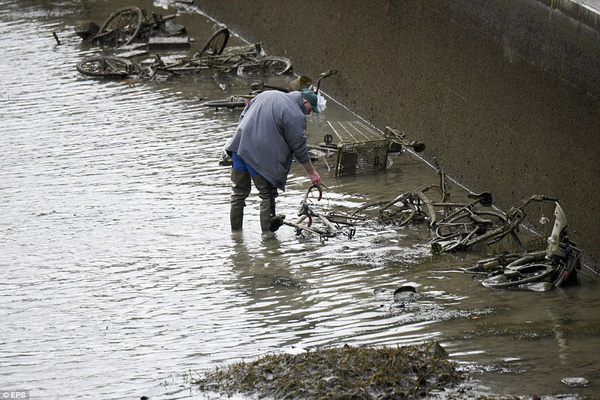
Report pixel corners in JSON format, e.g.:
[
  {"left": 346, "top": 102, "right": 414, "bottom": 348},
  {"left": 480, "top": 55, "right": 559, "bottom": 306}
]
[{"left": 317, "top": 93, "right": 327, "bottom": 113}]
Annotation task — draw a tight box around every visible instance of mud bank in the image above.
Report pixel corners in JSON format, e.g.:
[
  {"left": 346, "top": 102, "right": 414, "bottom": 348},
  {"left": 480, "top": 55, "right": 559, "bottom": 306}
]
[{"left": 194, "top": 0, "right": 600, "bottom": 268}]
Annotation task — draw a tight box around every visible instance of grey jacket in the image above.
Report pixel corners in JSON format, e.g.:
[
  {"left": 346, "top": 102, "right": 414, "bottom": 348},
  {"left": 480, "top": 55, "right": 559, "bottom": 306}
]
[{"left": 224, "top": 90, "right": 310, "bottom": 191}]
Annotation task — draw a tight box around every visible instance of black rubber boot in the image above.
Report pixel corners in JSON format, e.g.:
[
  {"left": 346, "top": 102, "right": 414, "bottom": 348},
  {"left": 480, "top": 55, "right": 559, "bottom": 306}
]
[
  {"left": 230, "top": 169, "right": 251, "bottom": 231},
  {"left": 252, "top": 175, "right": 278, "bottom": 232}
]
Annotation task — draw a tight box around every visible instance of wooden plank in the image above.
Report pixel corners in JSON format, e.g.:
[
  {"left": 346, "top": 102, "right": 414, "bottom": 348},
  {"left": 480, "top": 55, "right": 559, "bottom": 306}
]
[
  {"left": 147, "top": 37, "right": 191, "bottom": 50},
  {"left": 116, "top": 50, "right": 148, "bottom": 58}
]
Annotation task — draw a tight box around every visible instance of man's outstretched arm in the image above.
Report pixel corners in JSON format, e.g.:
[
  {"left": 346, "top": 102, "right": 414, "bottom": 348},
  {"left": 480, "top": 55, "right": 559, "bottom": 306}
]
[{"left": 301, "top": 161, "right": 322, "bottom": 186}]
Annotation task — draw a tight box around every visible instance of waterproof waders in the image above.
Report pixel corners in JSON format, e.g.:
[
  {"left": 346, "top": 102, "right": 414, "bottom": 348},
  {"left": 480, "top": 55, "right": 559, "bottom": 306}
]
[{"left": 230, "top": 168, "right": 278, "bottom": 232}]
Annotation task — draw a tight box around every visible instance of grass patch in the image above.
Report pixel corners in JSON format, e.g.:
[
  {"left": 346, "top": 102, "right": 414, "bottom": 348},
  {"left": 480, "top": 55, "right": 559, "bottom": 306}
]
[{"left": 196, "top": 342, "right": 465, "bottom": 399}]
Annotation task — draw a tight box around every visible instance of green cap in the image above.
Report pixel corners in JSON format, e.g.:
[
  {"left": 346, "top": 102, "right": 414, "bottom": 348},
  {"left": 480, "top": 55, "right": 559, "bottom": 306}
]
[{"left": 301, "top": 88, "right": 319, "bottom": 114}]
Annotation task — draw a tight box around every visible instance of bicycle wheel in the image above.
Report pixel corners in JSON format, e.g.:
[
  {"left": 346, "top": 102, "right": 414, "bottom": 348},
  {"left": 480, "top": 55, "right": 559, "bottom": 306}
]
[
  {"left": 482, "top": 263, "right": 552, "bottom": 289},
  {"left": 349, "top": 201, "right": 390, "bottom": 223},
  {"left": 237, "top": 55, "right": 293, "bottom": 76},
  {"left": 97, "top": 6, "right": 143, "bottom": 47},
  {"left": 76, "top": 56, "right": 134, "bottom": 77},
  {"left": 431, "top": 210, "right": 509, "bottom": 252},
  {"left": 551, "top": 247, "right": 582, "bottom": 287},
  {"left": 194, "top": 27, "right": 230, "bottom": 58},
  {"left": 379, "top": 199, "right": 421, "bottom": 226}
]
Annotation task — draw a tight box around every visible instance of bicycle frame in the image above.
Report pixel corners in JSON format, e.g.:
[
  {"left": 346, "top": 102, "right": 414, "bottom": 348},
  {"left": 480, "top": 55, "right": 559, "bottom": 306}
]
[
  {"left": 89, "top": 7, "right": 184, "bottom": 47},
  {"left": 431, "top": 195, "right": 557, "bottom": 253},
  {"left": 350, "top": 158, "right": 449, "bottom": 226},
  {"left": 361, "top": 186, "right": 491, "bottom": 229},
  {"left": 273, "top": 184, "right": 355, "bottom": 241},
  {"left": 464, "top": 200, "right": 582, "bottom": 289}
]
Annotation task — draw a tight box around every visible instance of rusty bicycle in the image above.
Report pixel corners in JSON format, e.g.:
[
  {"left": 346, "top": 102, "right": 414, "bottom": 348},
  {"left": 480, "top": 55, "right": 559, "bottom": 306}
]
[
  {"left": 348, "top": 158, "right": 491, "bottom": 228},
  {"left": 76, "top": 55, "right": 140, "bottom": 78},
  {"left": 147, "top": 38, "right": 292, "bottom": 77},
  {"left": 430, "top": 194, "right": 559, "bottom": 253},
  {"left": 462, "top": 199, "right": 582, "bottom": 289},
  {"left": 82, "top": 6, "right": 186, "bottom": 47},
  {"left": 269, "top": 184, "right": 356, "bottom": 241}
]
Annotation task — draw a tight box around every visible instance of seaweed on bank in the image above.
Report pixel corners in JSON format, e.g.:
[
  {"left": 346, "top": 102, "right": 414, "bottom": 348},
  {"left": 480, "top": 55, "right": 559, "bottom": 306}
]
[{"left": 195, "top": 342, "right": 465, "bottom": 399}]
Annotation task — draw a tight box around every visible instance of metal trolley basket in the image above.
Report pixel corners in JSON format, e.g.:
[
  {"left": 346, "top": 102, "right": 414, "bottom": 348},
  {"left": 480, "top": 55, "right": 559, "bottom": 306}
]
[{"left": 311, "top": 121, "right": 425, "bottom": 177}]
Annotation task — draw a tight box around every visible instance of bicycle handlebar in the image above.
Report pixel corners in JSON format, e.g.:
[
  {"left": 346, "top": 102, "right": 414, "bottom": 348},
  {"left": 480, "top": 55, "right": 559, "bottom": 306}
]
[
  {"left": 516, "top": 194, "right": 557, "bottom": 207},
  {"left": 506, "top": 195, "right": 558, "bottom": 221},
  {"left": 303, "top": 184, "right": 323, "bottom": 202},
  {"left": 298, "top": 184, "right": 323, "bottom": 216},
  {"left": 315, "top": 70, "right": 337, "bottom": 93}
]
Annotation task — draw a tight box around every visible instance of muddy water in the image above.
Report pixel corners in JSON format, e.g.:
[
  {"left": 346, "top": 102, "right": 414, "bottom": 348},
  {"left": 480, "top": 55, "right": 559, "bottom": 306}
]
[{"left": 1, "top": 0, "right": 599, "bottom": 399}]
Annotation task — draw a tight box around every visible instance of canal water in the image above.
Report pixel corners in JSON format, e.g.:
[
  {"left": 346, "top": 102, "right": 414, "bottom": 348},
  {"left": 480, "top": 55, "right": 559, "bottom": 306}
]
[{"left": 1, "top": 0, "right": 599, "bottom": 399}]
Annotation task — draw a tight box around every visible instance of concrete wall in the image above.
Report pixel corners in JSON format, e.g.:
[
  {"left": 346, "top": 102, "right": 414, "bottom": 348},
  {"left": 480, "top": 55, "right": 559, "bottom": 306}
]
[{"left": 194, "top": 0, "right": 600, "bottom": 268}]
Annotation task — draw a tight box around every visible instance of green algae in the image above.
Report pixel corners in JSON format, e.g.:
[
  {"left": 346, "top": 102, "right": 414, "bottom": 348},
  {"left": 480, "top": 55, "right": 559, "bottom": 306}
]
[{"left": 196, "top": 342, "right": 465, "bottom": 399}]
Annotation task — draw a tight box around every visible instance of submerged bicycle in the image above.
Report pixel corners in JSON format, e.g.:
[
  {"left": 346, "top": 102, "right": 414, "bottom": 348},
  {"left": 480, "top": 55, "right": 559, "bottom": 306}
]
[
  {"left": 463, "top": 199, "right": 582, "bottom": 289},
  {"left": 77, "top": 6, "right": 186, "bottom": 47},
  {"left": 76, "top": 50, "right": 291, "bottom": 79},
  {"left": 76, "top": 55, "right": 139, "bottom": 78},
  {"left": 77, "top": 28, "right": 292, "bottom": 79},
  {"left": 269, "top": 184, "right": 356, "bottom": 241},
  {"left": 430, "top": 194, "right": 559, "bottom": 253},
  {"left": 349, "top": 158, "right": 492, "bottom": 228}
]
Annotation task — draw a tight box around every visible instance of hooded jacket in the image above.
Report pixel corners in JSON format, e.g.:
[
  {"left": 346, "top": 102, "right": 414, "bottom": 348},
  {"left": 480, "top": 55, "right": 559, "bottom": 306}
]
[{"left": 224, "top": 90, "right": 310, "bottom": 191}]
